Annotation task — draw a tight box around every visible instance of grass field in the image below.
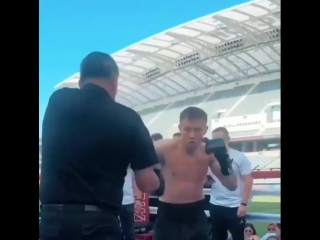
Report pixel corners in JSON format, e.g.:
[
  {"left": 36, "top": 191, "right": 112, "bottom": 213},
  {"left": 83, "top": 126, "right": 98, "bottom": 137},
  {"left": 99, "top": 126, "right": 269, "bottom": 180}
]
[{"left": 247, "top": 196, "right": 280, "bottom": 236}]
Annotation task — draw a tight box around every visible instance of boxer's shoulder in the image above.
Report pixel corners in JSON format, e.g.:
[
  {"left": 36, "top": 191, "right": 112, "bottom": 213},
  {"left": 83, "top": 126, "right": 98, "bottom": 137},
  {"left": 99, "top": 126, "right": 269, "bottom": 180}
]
[
  {"left": 154, "top": 139, "right": 177, "bottom": 152},
  {"left": 154, "top": 139, "right": 179, "bottom": 167}
]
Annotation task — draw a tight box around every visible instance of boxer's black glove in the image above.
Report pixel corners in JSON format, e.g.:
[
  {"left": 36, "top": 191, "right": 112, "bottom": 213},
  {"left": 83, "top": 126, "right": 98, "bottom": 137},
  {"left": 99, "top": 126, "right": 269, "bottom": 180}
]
[
  {"left": 152, "top": 169, "right": 165, "bottom": 196},
  {"left": 205, "top": 138, "right": 234, "bottom": 176}
]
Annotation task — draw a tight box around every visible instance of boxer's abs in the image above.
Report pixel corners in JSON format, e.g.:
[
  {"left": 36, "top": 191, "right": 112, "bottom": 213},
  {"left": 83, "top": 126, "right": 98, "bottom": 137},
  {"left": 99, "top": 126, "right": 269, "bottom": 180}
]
[{"left": 160, "top": 181, "right": 204, "bottom": 203}]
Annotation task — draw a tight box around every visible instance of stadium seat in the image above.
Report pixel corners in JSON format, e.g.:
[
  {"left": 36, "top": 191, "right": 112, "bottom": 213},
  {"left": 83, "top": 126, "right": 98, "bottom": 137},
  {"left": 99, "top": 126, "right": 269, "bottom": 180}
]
[
  {"left": 228, "top": 80, "right": 280, "bottom": 117},
  {"left": 139, "top": 80, "right": 280, "bottom": 138}
]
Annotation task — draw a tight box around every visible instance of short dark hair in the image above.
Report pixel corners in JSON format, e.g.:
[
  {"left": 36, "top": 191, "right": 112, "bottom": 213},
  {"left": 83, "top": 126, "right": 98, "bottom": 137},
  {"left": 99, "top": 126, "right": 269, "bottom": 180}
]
[
  {"left": 172, "top": 132, "right": 181, "bottom": 138},
  {"left": 79, "top": 52, "right": 119, "bottom": 82},
  {"left": 151, "top": 133, "right": 163, "bottom": 141},
  {"left": 202, "top": 137, "right": 209, "bottom": 143},
  {"left": 212, "top": 127, "right": 229, "bottom": 137},
  {"left": 179, "top": 107, "right": 207, "bottom": 122}
]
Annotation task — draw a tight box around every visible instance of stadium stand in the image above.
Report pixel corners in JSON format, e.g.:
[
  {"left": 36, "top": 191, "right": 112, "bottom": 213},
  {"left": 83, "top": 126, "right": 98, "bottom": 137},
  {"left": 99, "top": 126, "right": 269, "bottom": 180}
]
[
  {"left": 246, "top": 151, "right": 280, "bottom": 170},
  {"left": 227, "top": 79, "right": 280, "bottom": 117},
  {"left": 137, "top": 79, "right": 280, "bottom": 138}
]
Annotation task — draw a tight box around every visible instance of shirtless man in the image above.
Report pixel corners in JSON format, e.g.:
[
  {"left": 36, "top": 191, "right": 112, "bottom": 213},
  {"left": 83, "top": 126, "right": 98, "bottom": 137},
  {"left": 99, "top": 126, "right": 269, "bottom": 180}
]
[{"left": 153, "top": 106, "right": 237, "bottom": 240}]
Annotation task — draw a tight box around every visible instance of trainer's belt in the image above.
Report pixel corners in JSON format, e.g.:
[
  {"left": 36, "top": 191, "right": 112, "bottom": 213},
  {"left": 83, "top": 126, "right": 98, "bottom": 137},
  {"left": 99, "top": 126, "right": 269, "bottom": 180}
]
[{"left": 41, "top": 204, "right": 102, "bottom": 212}]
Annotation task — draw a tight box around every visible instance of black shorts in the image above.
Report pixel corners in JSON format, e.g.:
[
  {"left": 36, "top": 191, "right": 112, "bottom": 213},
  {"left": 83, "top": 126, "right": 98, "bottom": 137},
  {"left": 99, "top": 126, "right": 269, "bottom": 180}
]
[{"left": 154, "top": 200, "right": 209, "bottom": 240}]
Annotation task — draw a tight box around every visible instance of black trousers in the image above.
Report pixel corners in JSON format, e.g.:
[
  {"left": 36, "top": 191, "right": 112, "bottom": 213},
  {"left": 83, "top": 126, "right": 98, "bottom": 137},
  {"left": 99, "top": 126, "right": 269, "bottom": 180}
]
[
  {"left": 40, "top": 205, "right": 121, "bottom": 240},
  {"left": 119, "top": 203, "right": 135, "bottom": 240},
  {"left": 209, "top": 204, "right": 245, "bottom": 240},
  {"left": 154, "top": 200, "right": 209, "bottom": 240}
]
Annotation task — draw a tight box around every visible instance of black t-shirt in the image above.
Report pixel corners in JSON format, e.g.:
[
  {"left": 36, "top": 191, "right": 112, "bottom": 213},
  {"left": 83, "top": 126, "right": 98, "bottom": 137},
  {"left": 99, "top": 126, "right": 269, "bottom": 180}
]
[{"left": 40, "top": 84, "right": 158, "bottom": 213}]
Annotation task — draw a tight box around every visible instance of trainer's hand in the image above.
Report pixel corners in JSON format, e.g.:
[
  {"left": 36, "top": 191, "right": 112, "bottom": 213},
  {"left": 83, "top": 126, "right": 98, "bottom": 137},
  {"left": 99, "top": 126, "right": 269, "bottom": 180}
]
[
  {"left": 237, "top": 204, "right": 247, "bottom": 217},
  {"left": 205, "top": 138, "right": 234, "bottom": 176}
]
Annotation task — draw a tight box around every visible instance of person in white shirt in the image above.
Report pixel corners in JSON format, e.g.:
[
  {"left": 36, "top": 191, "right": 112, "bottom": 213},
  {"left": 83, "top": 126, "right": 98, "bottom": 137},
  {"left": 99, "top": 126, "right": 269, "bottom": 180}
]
[
  {"left": 207, "top": 127, "right": 253, "bottom": 240},
  {"left": 120, "top": 168, "right": 142, "bottom": 240}
]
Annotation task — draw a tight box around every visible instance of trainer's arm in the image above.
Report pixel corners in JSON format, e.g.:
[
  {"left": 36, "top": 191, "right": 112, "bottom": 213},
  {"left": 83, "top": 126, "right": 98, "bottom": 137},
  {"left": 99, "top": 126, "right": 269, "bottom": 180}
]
[
  {"left": 130, "top": 114, "right": 160, "bottom": 193},
  {"left": 209, "top": 156, "right": 237, "bottom": 191},
  {"left": 240, "top": 154, "right": 253, "bottom": 204}
]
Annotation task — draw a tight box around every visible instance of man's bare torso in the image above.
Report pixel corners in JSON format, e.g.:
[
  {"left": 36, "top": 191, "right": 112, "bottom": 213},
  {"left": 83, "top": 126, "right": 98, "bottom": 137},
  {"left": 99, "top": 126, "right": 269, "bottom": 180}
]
[{"left": 158, "top": 139, "right": 210, "bottom": 203}]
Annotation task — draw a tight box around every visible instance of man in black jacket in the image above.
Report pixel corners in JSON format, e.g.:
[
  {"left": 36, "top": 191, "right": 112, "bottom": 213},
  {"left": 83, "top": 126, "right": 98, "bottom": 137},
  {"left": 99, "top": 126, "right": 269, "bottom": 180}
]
[{"left": 40, "top": 52, "right": 160, "bottom": 240}]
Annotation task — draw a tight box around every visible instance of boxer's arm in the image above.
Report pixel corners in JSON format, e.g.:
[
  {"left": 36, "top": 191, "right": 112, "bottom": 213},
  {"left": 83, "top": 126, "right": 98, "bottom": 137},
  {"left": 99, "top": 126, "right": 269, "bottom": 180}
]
[
  {"left": 130, "top": 114, "right": 160, "bottom": 193},
  {"left": 209, "top": 156, "right": 237, "bottom": 191}
]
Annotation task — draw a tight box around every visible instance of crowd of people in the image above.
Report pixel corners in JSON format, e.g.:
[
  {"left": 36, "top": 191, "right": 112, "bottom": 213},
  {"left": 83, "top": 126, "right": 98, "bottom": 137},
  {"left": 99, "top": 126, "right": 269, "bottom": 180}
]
[{"left": 242, "top": 222, "right": 281, "bottom": 240}]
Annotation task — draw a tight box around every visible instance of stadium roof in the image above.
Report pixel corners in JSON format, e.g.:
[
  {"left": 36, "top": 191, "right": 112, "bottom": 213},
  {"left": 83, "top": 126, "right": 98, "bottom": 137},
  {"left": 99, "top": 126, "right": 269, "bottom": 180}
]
[{"left": 55, "top": 0, "right": 280, "bottom": 108}]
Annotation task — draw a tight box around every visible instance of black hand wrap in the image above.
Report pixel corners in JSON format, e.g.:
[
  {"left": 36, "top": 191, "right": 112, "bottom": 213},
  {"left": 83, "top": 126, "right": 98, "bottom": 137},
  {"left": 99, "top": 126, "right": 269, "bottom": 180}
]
[
  {"left": 205, "top": 138, "right": 234, "bottom": 176},
  {"left": 152, "top": 168, "right": 165, "bottom": 196}
]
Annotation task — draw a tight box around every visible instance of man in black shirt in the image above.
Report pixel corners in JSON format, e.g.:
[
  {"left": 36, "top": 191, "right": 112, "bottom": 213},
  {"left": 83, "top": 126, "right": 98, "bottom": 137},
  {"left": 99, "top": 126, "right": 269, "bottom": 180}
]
[{"left": 40, "top": 52, "right": 160, "bottom": 240}]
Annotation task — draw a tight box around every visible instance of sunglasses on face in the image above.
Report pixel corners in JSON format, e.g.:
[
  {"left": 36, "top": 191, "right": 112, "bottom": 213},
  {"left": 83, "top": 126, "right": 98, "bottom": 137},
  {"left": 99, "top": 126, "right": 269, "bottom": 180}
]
[
  {"left": 268, "top": 228, "right": 275, "bottom": 231},
  {"left": 245, "top": 229, "right": 253, "bottom": 233}
]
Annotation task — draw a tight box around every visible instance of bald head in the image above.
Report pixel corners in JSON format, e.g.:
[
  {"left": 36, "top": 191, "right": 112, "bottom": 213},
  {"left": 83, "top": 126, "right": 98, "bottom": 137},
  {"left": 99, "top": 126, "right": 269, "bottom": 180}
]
[{"left": 79, "top": 52, "right": 119, "bottom": 83}]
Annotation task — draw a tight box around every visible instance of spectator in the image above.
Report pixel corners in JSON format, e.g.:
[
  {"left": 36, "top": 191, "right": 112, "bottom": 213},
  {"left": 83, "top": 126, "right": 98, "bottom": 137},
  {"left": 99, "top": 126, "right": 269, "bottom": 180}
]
[
  {"left": 267, "top": 224, "right": 276, "bottom": 233},
  {"left": 244, "top": 223, "right": 260, "bottom": 240},
  {"left": 172, "top": 132, "right": 181, "bottom": 138},
  {"left": 260, "top": 233, "right": 275, "bottom": 240},
  {"left": 260, "top": 226, "right": 276, "bottom": 240},
  {"left": 209, "top": 127, "right": 254, "bottom": 240},
  {"left": 151, "top": 133, "right": 163, "bottom": 141},
  {"left": 275, "top": 223, "right": 281, "bottom": 239},
  {"left": 266, "top": 236, "right": 279, "bottom": 240}
]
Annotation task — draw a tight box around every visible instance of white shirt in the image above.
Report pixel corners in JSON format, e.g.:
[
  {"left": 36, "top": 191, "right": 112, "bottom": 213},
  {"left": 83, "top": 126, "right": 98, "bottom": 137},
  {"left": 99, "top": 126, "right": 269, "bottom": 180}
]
[
  {"left": 209, "top": 148, "right": 252, "bottom": 208},
  {"left": 122, "top": 169, "right": 135, "bottom": 205}
]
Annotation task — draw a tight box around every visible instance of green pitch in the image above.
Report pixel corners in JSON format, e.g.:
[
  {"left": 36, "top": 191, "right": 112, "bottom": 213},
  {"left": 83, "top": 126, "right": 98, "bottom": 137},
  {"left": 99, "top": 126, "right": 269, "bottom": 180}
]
[{"left": 247, "top": 196, "right": 280, "bottom": 236}]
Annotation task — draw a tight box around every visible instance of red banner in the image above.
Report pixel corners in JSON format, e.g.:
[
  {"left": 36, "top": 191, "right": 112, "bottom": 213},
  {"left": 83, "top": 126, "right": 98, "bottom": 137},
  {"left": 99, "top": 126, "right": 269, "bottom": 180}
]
[
  {"left": 134, "top": 193, "right": 149, "bottom": 223},
  {"left": 252, "top": 171, "right": 280, "bottom": 179}
]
